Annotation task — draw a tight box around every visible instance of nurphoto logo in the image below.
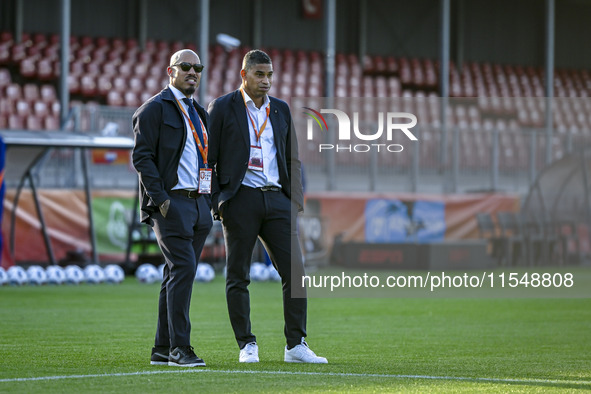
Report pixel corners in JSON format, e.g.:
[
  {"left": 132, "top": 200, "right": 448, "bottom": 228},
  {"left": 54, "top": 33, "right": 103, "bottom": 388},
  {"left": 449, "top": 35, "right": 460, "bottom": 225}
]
[{"left": 303, "top": 107, "right": 419, "bottom": 153}]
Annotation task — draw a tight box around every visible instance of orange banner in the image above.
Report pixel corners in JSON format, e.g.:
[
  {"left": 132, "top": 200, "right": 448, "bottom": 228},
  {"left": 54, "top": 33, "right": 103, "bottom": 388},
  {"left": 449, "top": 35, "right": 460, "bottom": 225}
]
[
  {"left": 305, "top": 191, "right": 520, "bottom": 252},
  {"left": 2, "top": 189, "right": 135, "bottom": 263},
  {"left": 2, "top": 189, "right": 519, "bottom": 265}
]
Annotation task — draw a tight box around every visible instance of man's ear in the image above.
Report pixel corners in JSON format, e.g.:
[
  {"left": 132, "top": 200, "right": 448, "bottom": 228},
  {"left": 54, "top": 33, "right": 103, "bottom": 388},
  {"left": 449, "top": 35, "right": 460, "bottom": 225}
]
[
  {"left": 167, "top": 67, "right": 174, "bottom": 77},
  {"left": 240, "top": 69, "right": 246, "bottom": 79}
]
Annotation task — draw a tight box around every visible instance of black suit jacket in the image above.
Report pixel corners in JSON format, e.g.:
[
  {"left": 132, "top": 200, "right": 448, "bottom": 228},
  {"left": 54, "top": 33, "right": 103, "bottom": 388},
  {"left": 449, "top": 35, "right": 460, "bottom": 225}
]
[
  {"left": 132, "top": 86, "right": 210, "bottom": 223},
  {"left": 207, "top": 89, "right": 304, "bottom": 220}
]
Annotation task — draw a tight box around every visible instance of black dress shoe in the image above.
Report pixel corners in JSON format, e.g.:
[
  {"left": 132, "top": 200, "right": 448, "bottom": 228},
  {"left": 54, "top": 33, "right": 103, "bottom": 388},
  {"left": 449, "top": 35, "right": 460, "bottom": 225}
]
[
  {"left": 150, "top": 346, "right": 169, "bottom": 365},
  {"left": 168, "top": 346, "right": 206, "bottom": 367}
]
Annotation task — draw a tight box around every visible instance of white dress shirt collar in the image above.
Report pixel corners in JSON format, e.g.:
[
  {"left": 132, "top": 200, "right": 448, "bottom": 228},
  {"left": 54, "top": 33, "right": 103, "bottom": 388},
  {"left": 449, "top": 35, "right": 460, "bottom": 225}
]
[
  {"left": 241, "top": 88, "right": 270, "bottom": 111},
  {"left": 169, "top": 84, "right": 193, "bottom": 105}
]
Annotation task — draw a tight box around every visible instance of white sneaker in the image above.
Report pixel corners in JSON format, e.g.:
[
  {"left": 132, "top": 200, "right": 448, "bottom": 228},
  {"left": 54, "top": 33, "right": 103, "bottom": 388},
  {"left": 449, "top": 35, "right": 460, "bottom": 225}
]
[
  {"left": 284, "top": 339, "right": 328, "bottom": 364},
  {"left": 239, "top": 342, "right": 259, "bottom": 363}
]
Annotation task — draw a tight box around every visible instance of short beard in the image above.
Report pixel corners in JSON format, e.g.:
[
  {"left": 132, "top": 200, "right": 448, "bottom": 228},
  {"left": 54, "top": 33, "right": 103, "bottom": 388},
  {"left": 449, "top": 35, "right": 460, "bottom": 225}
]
[{"left": 182, "top": 86, "right": 196, "bottom": 96}]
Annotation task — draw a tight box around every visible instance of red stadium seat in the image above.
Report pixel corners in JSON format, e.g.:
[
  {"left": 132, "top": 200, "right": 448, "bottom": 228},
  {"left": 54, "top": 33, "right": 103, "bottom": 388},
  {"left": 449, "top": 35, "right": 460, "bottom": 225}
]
[
  {"left": 102, "top": 61, "right": 118, "bottom": 75},
  {"left": 148, "top": 63, "right": 165, "bottom": 79},
  {"left": 106, "top": 90, "right": 124, "bottom": 106},
  {"left": 20, "top": 56, "right": 38, "bottom": 78},
  {"left": 146, "top": 77, "right": 163, "bottom": 95},
  {"left": 96, "top": 74, "right": 113, "bottom": 96},
  {"left": 8, "top": 114, "right": 24, "bottom": 129},
  {"left": 362, "top": 76, "right": 374, "bottom": 97},
  {"left": 387, "top": 77, "right": 401, "bottom": 97},
  {"left": 80, "top": 36, "right": 94, "bottom": 47},
  {"left": 95, "top": 36, "right": 109, "bottom": 49},
  {"left": 15, "top": 99, "right": 30, "bottom": 117},
  {"left": 143, "top": 39, "right": 157, "bottom": 53},
  {"left": 375, "top": 76, "right": 387, "bottom": 98},
  {"left": 398, "top": 58, "right": 412, "bottom": 86},
  {"left": 107, "top": 46, "right": 125, "bottom": 62},
  {"left": 26, "top": 115, "right": 43, "bottom": 130},
  {"left": 138, "top": 51, "right": 153, "bottom": 64},
  {"left": 69, "top": 59, "right": 85, "bottom": 75},
  {"left": 362, "top": 55, "right": 374, "bottom": 74},
  {"left": 373, "top": 55, "right": 386, "bottom": 75},
  {"left": 0, "top": 98, "right": 13, "bottom": 116},
  {"left": 50, "top": 100, "right": 61, "bottom": 117},
  {"left": 117, "top": 60, "right": 136, "bottom": 77},
  {"left": 33, "top": 101, "right": 49, "bottom": 117},
  {"left": 85, "top": 61, "right": 101, "bottom": 76},
  {"left": 68, "top": 74, "right": 81, "bottom": 94},
  {"left": 308, "top": 84, "right": 321, "bottom": 97},
  {"left": 140, "top": 91, "right": 155, "bottom": 103},
  {"left": 23, "top": 83, "right": 40, "bottom": 101},
  {"left": 129, "top": 76, "right": 143, "bottom": 93},
  {"left": 5, "top": 83, "right": 22, "bottom": 100},
  {"left": 112, "top": 75, "right": 126, "bottom": 92},
  {"left": 38, "top": 57, "right": 57, "bottom": 80},
  {"left": 124, "top": 91, "right": 141, "bottom": 108},
  {"left": 11, "top": 42, "right": 30, "bottom": 64},
  {"left": 0, "top": 42, "right": 12, "bottom": 65},
  {"left": 0, "top": 31, "right": 13, "bottom": 43},
  {"left": 385, "top": 56, "right": 398, "bottom": 75},
  {"left": 0, "top": 67, "right": 11, "bottom": 88},
  {"left": 112, "top": 38, "right": 125, "bottom": 51},
  {"left": 48, "top": 34, "right": 59, "bottom": 46},
  {"left": 80, "top": 75, "right": 97, "bottom": 96}
]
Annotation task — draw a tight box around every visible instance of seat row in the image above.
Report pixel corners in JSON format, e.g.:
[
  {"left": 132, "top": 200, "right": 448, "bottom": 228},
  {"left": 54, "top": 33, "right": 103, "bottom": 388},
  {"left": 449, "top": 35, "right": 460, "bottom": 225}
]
[{"left": 2, "top": 31, "right": 591, "bottom": 134}]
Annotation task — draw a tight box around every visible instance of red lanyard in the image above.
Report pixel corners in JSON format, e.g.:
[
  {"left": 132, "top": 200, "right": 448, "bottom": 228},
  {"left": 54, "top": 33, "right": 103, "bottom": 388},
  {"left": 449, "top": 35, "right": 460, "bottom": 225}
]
[
  {"left": 240, "top": 88, "right": 270, "bottom": 142},
  {"left": 175, "top": 98, "right": 208, "bottom": 166}
]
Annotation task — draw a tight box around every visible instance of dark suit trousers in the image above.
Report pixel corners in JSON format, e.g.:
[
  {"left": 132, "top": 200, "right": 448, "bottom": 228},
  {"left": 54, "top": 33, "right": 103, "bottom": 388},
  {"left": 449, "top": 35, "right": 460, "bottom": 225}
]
[
  {"left": 221, "top": 185, "right": 307, "bottom": 349},
  {"left": 150, "top": 193, "right": 213, "bottom": 348}
]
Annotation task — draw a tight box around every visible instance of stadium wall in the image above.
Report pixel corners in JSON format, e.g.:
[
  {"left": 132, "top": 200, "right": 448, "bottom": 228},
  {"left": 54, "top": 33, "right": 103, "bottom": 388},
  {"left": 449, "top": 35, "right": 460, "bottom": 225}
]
[{"left": 2, "top": 188, "right": 519, "bottom": 264}]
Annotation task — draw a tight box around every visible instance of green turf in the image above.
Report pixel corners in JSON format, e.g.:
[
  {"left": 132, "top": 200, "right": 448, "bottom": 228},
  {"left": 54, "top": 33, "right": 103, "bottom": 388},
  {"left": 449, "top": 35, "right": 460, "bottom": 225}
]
[{"left": 0, "top": 274, "right": 590, "bottom": 393}]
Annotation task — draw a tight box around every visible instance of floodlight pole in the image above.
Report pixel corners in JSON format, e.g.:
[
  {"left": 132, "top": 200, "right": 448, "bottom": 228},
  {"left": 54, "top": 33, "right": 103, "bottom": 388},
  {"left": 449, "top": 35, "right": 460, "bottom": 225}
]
[
  {"left": 59, "top": 0, "right": 71, "bottom": 129},
  {"left": 253, "top": 0, "right": 263, "bottom": 48},
  {"left": 324, "top": 0, "right": 336, "bottom": 99},
  {"left": 198, "top": 0, "right": 209, "bottom": 106},
  {"left": 544, "top": 0, "right": 555, "bottom": 165},
  {"left": 455, "top": 0, "right": 465, "bottom": 74},
  {"left": 358, "top": 0, "right": 367, "bottom": 63},
  {"left": 325, "top": 0, "right": 336, "bottom": 191},
  {"left": 14, "top": 0, "right": 23, "bottom": 43},
  {"left": 138, "top": 0, "right": 147, "bottom": 50},
  {"left": 439, "top": 0, "right": 451, "bottom": 177}
]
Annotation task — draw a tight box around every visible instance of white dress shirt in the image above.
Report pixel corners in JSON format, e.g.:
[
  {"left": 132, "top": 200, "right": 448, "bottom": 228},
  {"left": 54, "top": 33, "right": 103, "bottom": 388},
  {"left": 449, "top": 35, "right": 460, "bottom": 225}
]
[
  {"left": 169, "top": 84, "right": 199, "bottom": 190},
  {"left": 241, "top": 90, "right": 281, "bottom": 188}
]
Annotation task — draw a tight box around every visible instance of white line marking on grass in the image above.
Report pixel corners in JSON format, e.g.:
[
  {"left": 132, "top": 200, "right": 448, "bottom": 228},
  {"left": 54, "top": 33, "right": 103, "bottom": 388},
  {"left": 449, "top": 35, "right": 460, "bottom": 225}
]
[{"left": 0, "top": 369, "right": 590, "bottom": 387}]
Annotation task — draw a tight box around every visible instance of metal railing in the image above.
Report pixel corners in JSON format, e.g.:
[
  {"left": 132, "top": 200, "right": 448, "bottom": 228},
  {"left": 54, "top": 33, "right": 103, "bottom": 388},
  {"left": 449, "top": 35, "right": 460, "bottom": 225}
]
[{"left": 5, "top": 101, "right": 591, "bottom": 194}]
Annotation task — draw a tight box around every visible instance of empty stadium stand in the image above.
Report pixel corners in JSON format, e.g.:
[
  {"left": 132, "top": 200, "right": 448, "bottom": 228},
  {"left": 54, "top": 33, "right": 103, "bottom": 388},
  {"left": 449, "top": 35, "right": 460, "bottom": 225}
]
[{"left": 1, "top": 31, "right": 591, "bottom": 173}]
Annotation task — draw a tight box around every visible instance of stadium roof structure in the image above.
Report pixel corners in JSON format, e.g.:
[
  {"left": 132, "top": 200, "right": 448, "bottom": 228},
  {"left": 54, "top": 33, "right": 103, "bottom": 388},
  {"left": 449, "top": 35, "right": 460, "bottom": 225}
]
[
  {"left": 0, "top": 130, "right": 134, "bottom": 265},
  {"left": 0, "top": 130, "right": 134, "bottom": 150}
]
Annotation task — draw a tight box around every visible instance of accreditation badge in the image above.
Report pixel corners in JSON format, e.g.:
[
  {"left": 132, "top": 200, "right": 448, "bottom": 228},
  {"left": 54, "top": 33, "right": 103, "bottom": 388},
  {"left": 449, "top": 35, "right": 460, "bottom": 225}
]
[
  {"left": 248, "top": 145, "right": 264, "bottom": 171},
  {"left": 198, "top": 168, "right": 212, "bottom": 194}
]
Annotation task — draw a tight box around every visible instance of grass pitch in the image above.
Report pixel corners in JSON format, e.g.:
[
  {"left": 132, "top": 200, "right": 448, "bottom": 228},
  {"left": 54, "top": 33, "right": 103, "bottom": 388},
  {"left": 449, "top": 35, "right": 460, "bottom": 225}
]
[{"left": 0, "top": 274, "right": 590, "bottom": 393}]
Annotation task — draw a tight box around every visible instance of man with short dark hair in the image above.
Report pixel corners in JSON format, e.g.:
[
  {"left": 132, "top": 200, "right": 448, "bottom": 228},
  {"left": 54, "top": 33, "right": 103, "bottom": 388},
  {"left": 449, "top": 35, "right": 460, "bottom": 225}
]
[
  {"left": 208, "top": 49, "right": 327, "bottom": 364},
  {"left": 132, "top": 49, "right": 212, "bottom": 367}
]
